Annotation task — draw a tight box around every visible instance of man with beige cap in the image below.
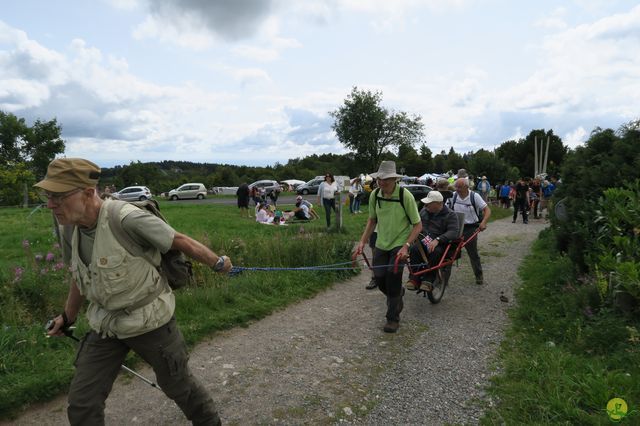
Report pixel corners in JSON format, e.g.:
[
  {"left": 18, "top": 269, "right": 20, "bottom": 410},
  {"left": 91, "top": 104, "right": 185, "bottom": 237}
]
[
  {"left": 353, "top": 161, "right": 421, "bottom": 333},
  {"left": 405, "top": 190, "right": 459, "bottom": 291},
  {"left": 38, "top": 158, "right": 230, "bottom": 425}
]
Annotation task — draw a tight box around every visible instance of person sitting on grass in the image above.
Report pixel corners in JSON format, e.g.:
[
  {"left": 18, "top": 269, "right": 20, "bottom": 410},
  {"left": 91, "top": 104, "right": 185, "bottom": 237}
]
[
  {"left": 256, "top": 203, "right": 274, "bottom": 224},
  {"left": 286, "top": 200, "right": 311, "bottom": 221},
  {"left": 296, "top": 195, "right": 320, "bottom": 219},
  {"left": 405, "top": 191, "right": 460, "bottom": 292}
]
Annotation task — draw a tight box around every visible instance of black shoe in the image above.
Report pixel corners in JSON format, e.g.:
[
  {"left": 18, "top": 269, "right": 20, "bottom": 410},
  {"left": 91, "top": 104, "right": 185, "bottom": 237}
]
[
  {"left": 383, "top": 321, "right": 399, "bottom": 333},
  {"left": 365, "top": 279, "right": 377, "bottom": 290},
  {"left": 475, "top": 276, "right": 484, "bottom": 285},
  {"left": 512, "top": 219, "right": 516, "bottom": 223}
]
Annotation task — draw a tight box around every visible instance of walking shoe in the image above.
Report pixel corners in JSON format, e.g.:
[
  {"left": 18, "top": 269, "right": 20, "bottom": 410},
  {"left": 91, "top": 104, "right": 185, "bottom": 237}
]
[
  {"left": 404, "top": 279, "right": 419, "bottom": 291},
  {"left": 383, "top": 320, "right": 400, "bottom": 333},
  {"left": 419, "top": 281, "right": 433, "bottom": 292},
  {"left": 365, "top": 278, "right": 377, "bottom": 290}
]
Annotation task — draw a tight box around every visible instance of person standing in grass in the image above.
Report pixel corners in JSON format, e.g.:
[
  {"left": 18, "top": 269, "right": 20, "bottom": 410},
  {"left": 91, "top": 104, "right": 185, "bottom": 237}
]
[
  {"left": 236, "top": 182, "right": 251, "bottom": 217},
  {"left": 317, "top": 173, "right": 338, "bottom": 229},
  {"left": 353, "top": 161, "right": 422, "bottom": 333},
  {"left": 39, "top": 158, "right": 231, "bottom": 426}
]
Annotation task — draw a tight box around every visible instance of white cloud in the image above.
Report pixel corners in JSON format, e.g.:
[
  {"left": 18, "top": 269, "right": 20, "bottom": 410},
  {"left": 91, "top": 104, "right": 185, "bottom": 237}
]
[
  {"left": 564, "top": 126, "right": 588, "bottom": 149},
  {"left": 534, "top": 7, "right": 568, "bottom": 30}
]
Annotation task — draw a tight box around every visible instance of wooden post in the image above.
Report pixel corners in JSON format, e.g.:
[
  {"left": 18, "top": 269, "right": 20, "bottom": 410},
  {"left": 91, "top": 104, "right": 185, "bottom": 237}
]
[
  {"left": 336, "top": 190, "right": 343, "bottom": 229},
  {"left": 22, "top": 182, "right": 29, "bottom": 208}
]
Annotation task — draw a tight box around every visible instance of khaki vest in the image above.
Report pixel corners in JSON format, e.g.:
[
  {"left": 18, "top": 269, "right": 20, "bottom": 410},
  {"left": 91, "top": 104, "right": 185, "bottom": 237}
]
[{"left": 70, "top": 199, "right": 174, "bottom": 338}]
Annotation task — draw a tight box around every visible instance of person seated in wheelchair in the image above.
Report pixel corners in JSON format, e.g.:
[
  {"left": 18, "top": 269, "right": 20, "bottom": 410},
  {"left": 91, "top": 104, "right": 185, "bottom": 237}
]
[{"left": 405, "top": 191, "right": 460, "bottom": 291}]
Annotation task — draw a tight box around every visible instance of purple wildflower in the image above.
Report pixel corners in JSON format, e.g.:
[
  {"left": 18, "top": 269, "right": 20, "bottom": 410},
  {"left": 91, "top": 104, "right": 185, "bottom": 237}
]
[
  {"left": 14, "top": 267, "right": 24, "bottom": 282},
  {"left": 40, "top": 268, "right": 49, "bottom": 275},
  {"left": 46, "top": 252, "right": 55, "bottom": 262},
  {"left": 35, "top": 254, "right": 44, "bottom": 263},
  {"left": 53, "top": 262, "right": 65, "bottom": 271}
]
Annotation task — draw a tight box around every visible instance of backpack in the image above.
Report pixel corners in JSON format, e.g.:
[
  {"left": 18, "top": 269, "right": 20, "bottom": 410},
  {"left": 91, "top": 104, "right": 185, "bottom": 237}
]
[
  {"left": 372, "top": 187, "right": 411, "bottom": 222},
  {"left": 106, "top": 199, "right": 193, "bottom": 289},
  {"left": 449, "top": 190, "right": 484, "bottom": 223}
]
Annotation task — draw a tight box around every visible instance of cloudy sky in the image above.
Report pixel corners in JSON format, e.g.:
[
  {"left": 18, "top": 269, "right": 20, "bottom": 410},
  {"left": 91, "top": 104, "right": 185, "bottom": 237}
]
[{"left": 1, "top": 0, "right": 639, "bottom": 168}]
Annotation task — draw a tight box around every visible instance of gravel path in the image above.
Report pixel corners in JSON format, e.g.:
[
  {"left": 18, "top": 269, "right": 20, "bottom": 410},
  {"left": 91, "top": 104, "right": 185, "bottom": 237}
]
[{"left": 6, "top": 215, "right": 547, "bottom": 426}]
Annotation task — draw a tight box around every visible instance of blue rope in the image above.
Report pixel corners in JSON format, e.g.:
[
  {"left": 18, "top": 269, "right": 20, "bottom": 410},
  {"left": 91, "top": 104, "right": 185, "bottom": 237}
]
[{"left": 228, "top": 261, "right": 430, "bottom": 277}]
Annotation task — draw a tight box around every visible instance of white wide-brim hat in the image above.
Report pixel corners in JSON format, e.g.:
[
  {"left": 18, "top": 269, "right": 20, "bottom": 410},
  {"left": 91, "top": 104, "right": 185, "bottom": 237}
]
[{"left": 370, "top": 161, "right": 403, "bottom": 180}]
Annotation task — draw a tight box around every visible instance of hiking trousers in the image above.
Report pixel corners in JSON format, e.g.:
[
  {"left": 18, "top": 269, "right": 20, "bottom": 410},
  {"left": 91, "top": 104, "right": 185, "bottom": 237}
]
[
  {"left": 462, "top": 224, "right": 483, "bottom": 281},
  {"left": 68, "top": 317, "right": 220, "bottom": 426},
  {"left": 372, "top": 246, "right": 405, "bottom": 321}
]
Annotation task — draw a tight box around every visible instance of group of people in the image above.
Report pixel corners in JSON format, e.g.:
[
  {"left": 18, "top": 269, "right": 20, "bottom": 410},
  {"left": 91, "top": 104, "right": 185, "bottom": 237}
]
[
  {"left": 38, "top": 156, "right": 499, "bottom": 424},
  {"left": 354, "top": 161, "right": 491, "bottom": 333},
  {"left": 495, "top": 177, "right": 558, "bottom": 223},
  {"left": 254, "top": 196, "right": 319, "bottom": 225}
]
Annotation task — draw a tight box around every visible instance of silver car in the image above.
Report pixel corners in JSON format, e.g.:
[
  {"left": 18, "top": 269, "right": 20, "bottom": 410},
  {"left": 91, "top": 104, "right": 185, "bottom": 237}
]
[
  {"left": 168, "top": 183, "right": 207, "bottom": 200},
  {"left": 112, "top": 186, "right": 152, "bottom": 201}
]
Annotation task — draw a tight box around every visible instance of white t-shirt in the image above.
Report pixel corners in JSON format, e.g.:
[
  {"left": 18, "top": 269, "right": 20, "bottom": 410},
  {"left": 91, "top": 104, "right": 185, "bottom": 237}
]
[
  {"left": 319, "top": 181, "right": 338, "bottom": 200},
  {"left": 448, "top": 191, "right": 487, "bottom": 224}
]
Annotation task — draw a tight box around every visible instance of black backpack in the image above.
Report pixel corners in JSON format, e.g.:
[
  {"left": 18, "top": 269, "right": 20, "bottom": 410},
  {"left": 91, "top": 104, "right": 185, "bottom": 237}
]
[
  {"left": 105, "top": 199, "right": 193, "bottom": 289},
  {"left": 372, "top": 187, "right": 411, "bottom": 222},
  {"left": 449, "top": 190, "right": 484, "bottom": 223}
]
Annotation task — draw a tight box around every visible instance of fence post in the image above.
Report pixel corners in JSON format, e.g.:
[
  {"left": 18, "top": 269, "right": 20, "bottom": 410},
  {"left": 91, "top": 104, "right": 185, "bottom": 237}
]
[{"left": 336, "top": 191, "right": 343, "bottom": 229}]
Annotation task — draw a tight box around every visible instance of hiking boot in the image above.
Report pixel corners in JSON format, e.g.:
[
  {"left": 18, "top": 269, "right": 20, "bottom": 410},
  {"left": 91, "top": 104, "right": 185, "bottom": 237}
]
[
  {"left": 383, "top": 320, "right": 400, "bottom": 333},
  {"left": 365, "top": 278, "right": 377, "bottom": 290},
  {"left": 404, "top": 279, "right": 419, "bottom": 291}
]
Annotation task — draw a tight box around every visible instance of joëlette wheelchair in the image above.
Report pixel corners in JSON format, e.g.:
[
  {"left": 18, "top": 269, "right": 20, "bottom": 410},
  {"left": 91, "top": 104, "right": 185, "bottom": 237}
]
[{"left": 357, "top": 212, "right": 480, "bottom": 304}]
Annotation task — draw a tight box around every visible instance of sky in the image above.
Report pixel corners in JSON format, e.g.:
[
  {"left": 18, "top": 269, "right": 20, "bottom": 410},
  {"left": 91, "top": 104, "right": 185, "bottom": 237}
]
[{"left": 1, "top": 0, "right": 639, "bottom": 168}]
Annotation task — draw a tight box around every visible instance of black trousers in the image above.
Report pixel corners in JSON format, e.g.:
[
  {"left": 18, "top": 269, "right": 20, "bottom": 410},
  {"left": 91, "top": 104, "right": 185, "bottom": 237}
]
[{"left": 372, "top": 246, "right": 405, "bottom": 321}]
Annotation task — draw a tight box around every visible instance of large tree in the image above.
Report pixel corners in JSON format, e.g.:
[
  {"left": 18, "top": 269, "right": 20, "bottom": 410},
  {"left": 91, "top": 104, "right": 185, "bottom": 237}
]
[{"left": 330, "top": 87, "right": 425, "bottom": 172}]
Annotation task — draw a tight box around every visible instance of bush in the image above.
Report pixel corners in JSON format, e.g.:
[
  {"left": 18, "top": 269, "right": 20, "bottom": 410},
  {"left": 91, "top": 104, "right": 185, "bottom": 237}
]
[{"left": 554, "top": 123, "right": 640, "bottom": 273}]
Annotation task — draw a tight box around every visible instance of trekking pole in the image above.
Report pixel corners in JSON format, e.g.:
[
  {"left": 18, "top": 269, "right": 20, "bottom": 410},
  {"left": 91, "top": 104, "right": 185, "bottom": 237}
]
[{"left": 45, "top": 319, "right": 162, "bottom": 390}]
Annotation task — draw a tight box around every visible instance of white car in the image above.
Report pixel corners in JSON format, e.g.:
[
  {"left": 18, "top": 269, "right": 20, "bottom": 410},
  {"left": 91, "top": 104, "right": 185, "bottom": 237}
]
[
  {"left": 112, "top": 186, "right": 152, "bottom": 201},
  {"left": 168, "top": 183, "right": 207, "bottom": 200}
]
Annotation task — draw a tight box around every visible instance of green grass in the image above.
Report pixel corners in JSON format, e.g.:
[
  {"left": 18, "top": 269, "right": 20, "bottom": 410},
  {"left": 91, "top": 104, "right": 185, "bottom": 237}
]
[{"left": 482, "top": 229, "right": 640, "bottom": 425}]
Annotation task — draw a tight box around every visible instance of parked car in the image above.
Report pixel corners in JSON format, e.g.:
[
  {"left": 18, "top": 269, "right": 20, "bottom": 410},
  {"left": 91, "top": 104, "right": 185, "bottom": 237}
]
[
  {"left": 400, "top": 183, "right": 433, "bottom": 207},
  {"left": 248, "top": 180, "right": 281, "bottom": 195},
  {"left": 112, "top": 186, "right": 152, "bottom": 201},
  {"left": 296, "top": 175, "right": 351, "bottom": 195},
  {"left": 296, "top": 177, "right": 323, "bottom": 195},
  {"left": 167, "top": 183, "right": 207, "bottom": 200}
]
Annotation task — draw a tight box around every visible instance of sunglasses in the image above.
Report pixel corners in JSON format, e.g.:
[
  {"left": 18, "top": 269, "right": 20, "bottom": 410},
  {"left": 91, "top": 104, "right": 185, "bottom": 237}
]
[{"left": 38, "top": 188, "right": 83, "bottom": 205}]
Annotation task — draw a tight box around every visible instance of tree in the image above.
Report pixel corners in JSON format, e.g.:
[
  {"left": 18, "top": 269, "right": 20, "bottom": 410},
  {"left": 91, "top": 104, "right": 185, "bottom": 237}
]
[
  {"left": 25, "top": 118, "right": 66, "bottom": 179},
  {"left": 330, "top": 87, "right": 425, "bottom": 172},
  {"left": 0, "top": 111, "right": 65, "bottom": 206}
]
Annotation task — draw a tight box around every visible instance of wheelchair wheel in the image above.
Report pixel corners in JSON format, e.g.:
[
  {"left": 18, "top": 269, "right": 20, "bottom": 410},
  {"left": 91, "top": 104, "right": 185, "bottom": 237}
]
[{"left": 427, "top": 267, "right": 449, "bottom": 304}]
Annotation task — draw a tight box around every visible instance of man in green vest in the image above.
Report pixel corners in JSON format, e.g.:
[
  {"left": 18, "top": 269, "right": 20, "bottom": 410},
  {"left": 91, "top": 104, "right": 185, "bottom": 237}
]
[{"left": 39, "top": 158, "right": 231, "bottom": 425}]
